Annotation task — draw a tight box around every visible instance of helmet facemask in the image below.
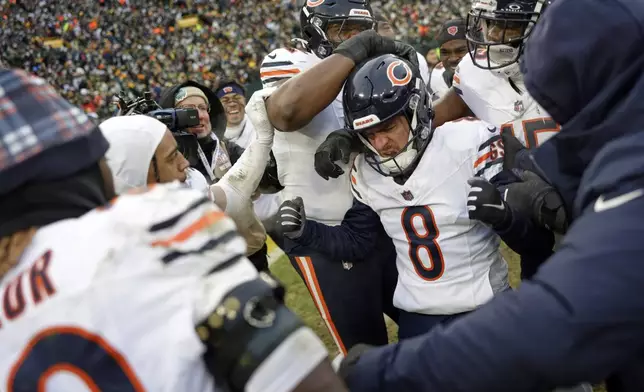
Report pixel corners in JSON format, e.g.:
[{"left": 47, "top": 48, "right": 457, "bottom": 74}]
[
  {"left": 466, "top": 2, "right": 543, "bottom": 77},
  {"left": 301, "top": 5, "right": 374, "bottom": 59},
  {"left": 358, "top": 81, "right": 433, "bottom": 177}
]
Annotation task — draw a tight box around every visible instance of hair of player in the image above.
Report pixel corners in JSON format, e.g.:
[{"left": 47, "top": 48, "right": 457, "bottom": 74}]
[{"left": 0, "top": 227, "right": 37, "bottom": 279}]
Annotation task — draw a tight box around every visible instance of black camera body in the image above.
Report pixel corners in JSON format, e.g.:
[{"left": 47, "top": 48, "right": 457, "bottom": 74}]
[{"left": 115, "top": 91, "right": 200, "bottom": 131}]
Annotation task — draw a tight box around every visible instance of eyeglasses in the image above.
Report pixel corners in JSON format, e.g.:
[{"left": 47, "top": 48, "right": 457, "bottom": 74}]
[{"left": 177, "top": 104, "right": 210, "bottom": 113}]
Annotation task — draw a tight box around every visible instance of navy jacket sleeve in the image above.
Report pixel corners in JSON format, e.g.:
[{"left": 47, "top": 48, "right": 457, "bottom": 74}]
[
  {"left": 346, "top": 188, "right": 644, "bottom": 391},
  {"left": 295, "top": 197, "right": 382, "bottom": 262},
  {"left": 491, "top": 170, "right": 555, "bottom": 264}
]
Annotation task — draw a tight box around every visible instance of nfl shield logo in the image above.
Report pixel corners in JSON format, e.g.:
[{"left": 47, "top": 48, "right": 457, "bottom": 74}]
[
  {"left": 514, "top": 100, "right": 524, "bottom": 113},
  {"left": 447, "top": 26, "right": 459, "bottom": 36},
  {"left": 401, "top": 190, "right": 414, "bottom": 201}
]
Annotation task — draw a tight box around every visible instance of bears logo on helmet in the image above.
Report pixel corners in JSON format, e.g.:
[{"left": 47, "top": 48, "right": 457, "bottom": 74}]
[
  {"left": 447, "top": 25, "right": 459, "bottom": 36},
  {"left": 386, "top": 60, "right": 412, "bottom": 87},
  {"left": 307, "top": 0, "right": 325, "bottom": 7},
  {"left": 223, "top": 86, "right": 233, "bottom": 93}
]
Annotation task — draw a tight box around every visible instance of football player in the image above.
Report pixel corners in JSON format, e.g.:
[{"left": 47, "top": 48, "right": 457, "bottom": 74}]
[
  {"left": 336, "top": 0, "right": 642, "bottom": 390},
  {"left": 428, "top": 19, "right": 468, "bottom": 102},
  {"left": 260, "top": 1, "right": 416, "bottom": 354},
  {"left": 0, "top": 69, "right": 346, "bottom": 392},
  {"left": 275, "top": 54, "right": 511, "bottom": 339},
  {"left": 315, "top": 0, "right": 558, "bottom": 280},
  {"left": 434, "top": 0, "right": 558, "bottom": 146}
]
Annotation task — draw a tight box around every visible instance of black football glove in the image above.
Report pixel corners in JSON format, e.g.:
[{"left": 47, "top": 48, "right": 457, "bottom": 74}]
[
  {"left": 333, "top": 30, "right": 420, "bottom": 71},
  {"left": 275, "top": 197, "right": 306, "bottom": 239},
  {"left": 503, "top": 170, "right": 568, "bottom": 234},
  {"left": 500, "top": 131, "right": 526, "bottom": 170},
  {"left": 314, "top": 129, "right": 359, "bottom": 180},
  {"left": 467, "top": 177, "right": 512, "bottom": 229},
  {"left": 335, "top": 344, "right": 374, "bottom": 384}
]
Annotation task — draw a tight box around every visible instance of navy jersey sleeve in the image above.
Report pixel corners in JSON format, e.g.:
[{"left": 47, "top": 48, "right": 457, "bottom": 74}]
[
  {"left": 296, "top": 198, "right": 382, "bottom": 262},
  {"left": 345, "top": 188, "right": 644, "bottom": 391}
]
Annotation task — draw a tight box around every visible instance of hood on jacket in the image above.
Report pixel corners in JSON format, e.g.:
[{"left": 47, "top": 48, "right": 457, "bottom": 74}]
[
  {"left": 159, "top": 80, "right": 227, "bottom": 140},
  {"left": 522, "top": 0, "right": 644, "bottom": 215},
  {"left": 100, "top": 115, "right": 166, "bottom": 195}
]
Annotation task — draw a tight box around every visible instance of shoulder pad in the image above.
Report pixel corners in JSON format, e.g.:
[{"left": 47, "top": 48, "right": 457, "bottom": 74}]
[
  {"left": 96, "top": 183, "right": 241, "bottom": 263},
  {"left": 260, "top": 47, "right": 317, "bottom": 88},
  {"left": 435, "top": 118, "right": 498, "bottom": 153}
]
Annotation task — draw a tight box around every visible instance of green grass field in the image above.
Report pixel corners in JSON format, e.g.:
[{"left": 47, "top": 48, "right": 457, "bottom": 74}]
[{"left": 269, "top": 244, "right": 606, "bottom": 391}]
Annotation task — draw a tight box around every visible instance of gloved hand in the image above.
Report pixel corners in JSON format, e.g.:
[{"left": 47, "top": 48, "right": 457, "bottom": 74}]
[
  {"left": 314, "top": 129, "right": 357, "bottom": 180},
  {"left": 500, "top": 130, "right": 526, "bottom": 170},
  {"left": 503, "top": 170, "right": 568, "bottom": 233},
  {"left": 336, "top": 344, "right": 374, "bottom": 383},
  {"left": 246, "top": 86, "right": 277, "bottom": 147},
  {"left": 276, "top": 197, "right": 306, "bottom": 239},
  {"left": 467, "top": 177, "right": 512, "bottom": 229},
  {"left": 333, "top": 30, "right": 420, "bottom": 71}
]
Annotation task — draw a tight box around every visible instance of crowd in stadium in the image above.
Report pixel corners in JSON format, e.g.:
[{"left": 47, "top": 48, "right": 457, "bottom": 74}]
[{"left": 1, "top": 0, "right": 470, "bottom": 117}]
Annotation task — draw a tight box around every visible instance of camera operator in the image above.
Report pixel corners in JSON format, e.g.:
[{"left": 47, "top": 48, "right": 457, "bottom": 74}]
[
  {"left": 157, "top": 81, "right": 269, "bottom": 272},
  {"left": 158, "top": 81, "right": 237, "bottom": 183}
]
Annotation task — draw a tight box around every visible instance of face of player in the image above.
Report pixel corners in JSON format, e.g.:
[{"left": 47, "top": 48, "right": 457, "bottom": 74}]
[
  {"left": 220, "top": 93, "right": 246, "bottom": 126},
  {"left": 485, "top": 20, "right": 525, "bottom": 46},
  {"left": 440, "top": 39, "right": 468, "bottom": 72},
  {"left": 376, "top": 21, "right": 395, "bottom": 38},
  {"left": 148, "top": 129, "right": 190, "bottom": 185},
  {"left": 176, "top": 95, "right": 212, "bottom": 138},
  {"left": 362, "top": 115, "right": 410, "bottom": 158},
  {"left": 326, "top": 19, "right": 373, "bottom": 46}
]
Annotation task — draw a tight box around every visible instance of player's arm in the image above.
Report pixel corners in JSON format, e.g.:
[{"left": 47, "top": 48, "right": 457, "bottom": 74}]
[
  {"left": 276, "top": 159, "right": 382, "bottom": 261},
  {"left": 266, "top": 30, "right": 419, "bottom": 132},
  {"left": 298, "top": 198, "right": 383, "bottom": 262},
  {"left": 467, "top": 126, "right": 555, "bottom": 264},
  {"left": 147, "top": 188, "right": 346, "bottom": 392},
  {"left": 275, "top": 196, "right": 381, "bottom": 262},
  {"left": 341, "top": 187, "right": 644, "bottom": 391},
  {"left": 266, "top": 54, "right": 354, "bottom": 132},
  {"left": 210, "top": 89, "right": 274, "bottom": 215},
  {"left": 431, "top": 65, "right": 473, "bottom": 128}
]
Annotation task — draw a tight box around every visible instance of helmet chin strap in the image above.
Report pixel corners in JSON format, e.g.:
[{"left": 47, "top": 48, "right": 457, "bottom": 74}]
[
  {"left": 488, "top": 44, "right": 523, "bottom": 79},
  {"left": 362, "top": 109, "right": 420, "bottom": 176}
]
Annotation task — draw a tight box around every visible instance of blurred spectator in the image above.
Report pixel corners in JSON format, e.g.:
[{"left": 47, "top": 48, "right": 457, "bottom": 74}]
[{"left": 1, "top": 0, "right": 469, "bottom": 118}]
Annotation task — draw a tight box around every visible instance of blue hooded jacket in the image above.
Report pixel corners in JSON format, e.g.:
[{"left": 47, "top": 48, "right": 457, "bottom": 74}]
[
  {"left": 344, "top": 1, "right": 644, "bottom": 391},
  {"left": 524, "top": 0, "right": 644, "bottom": 218}
]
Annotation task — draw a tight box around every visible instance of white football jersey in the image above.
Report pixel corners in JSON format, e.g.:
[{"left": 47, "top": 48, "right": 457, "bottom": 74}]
[
  {"left": 428, "top": 62, "right": 450, "bottom": 102},
  {"left": 453, "top": 54, "right": 560, "bottom": 148},
  {"left": 351, "top": 120, "right": 509, "bottom": 315},
  {"left": 416, "top": 51, "right": 431, "bottom": 86},
  {"left": 261, "top": 48, "right": 353, "bottom": 226},
  {"left": 0, "top": 184, "right": 326, "bottom": 392}
]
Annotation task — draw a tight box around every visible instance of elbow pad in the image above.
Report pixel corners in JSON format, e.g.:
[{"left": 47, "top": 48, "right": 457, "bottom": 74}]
[{"left": 196, "top": 272, "right": 305, "bottom": 392}]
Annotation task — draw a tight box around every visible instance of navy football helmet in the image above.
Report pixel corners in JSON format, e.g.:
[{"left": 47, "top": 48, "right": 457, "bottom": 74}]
[
  {"left": 300, "top": 0, "right": 375, "bottom": 59},
  {"left": 344, "top": 54, "right": 433, "bottom": 178},
  {"left": 466, "top": 0, "right": 551, "bottom": 77}
]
